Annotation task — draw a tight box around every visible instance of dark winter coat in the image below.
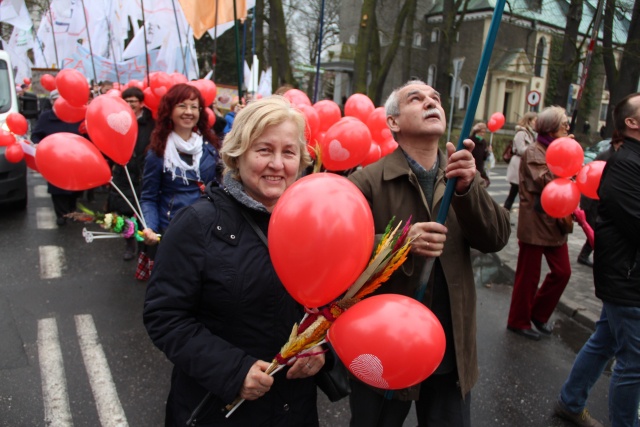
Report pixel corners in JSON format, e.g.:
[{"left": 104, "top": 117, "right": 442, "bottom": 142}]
[
  {"left": 594, "top": 137, "right": 640, "bottom": 307},
  {"left": 140, "top": 142, "right": 218, "bottom": 233},
  {"left": 143, "top": 183, "right": 319, "bottom": 426}
]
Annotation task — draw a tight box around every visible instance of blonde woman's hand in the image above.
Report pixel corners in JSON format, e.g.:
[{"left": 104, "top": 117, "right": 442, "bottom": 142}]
[
  {"left": 240, "top": 360, "right": 274, "bottom": 400},
  {"left": 142, "top": 228, "right": 159, "bottom": 246}
]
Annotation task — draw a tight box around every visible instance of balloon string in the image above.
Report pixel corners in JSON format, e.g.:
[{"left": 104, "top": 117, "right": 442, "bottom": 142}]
[
  {"left": 109, "top": 179, "right": 146, "bottom": 230},
  {"left": 123, "top": 165, "right": 147, "bottom": 229}
]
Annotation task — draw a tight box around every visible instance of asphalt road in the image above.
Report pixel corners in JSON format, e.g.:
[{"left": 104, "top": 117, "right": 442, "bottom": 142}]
[{"left": 0, "top": 166, "right": 612, "bottom": 427}]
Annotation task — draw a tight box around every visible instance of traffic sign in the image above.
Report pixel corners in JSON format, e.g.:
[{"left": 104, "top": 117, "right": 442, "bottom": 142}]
[{"left": 527, "top": 90, "right": 541, "bottom": 106}]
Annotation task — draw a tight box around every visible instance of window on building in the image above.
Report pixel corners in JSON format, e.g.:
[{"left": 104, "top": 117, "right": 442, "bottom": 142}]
[
  {"left": 413, "top": 32, "right": 422, "bottom": 47},
  {"left": 427, "top": 65, "right": 436, "bottom": 86},
  {"left": 534, "top": 37, "right": 546, "bottom": 77},
  {"left": 458, "top": 85, "right": 470, "bottom": 110},
  {"left": 349, "top": 35, "right": 356, "bottom": 44},
  {"left": 431, "top": 28, "right": 440, "bottom": 43},
  {"left": 599, "top": 103, "right": 608, "bottom": 122}
]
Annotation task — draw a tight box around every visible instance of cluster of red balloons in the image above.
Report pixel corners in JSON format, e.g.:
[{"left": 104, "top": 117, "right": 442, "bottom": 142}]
[
  {"left": 542, "top": 137, "right": 604, "bottom": 218},
  {"left": 1, "top": 112, "right": 30, "bottom": 164},
  {"left": 283, "top": 91, "right": 397, "bottom": 171}
]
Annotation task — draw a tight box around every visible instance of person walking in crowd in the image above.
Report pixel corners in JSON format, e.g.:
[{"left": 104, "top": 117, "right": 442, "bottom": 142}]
[
  {"left": 30, "top": 89, "right": 83, "bottom": 226},
  {"left": 553, "top": 92, "right": 640, "bottom": 427},
  {"left": 507, "top": 106, "right": 573, "bottom": 341},
  {"left": 140, "top": 84, "right": 220, "bottom": 251},
  {"left": 503, "top": 112, "right": 537, "bottom": 212},
  {"left": 348, "top": 80, "right": 510, "bottom": 427},
  {"left": 143, "top": 96, "right": 324, "bottom": 426},
  {"left": 223, "top": 96, "right": 242, "bottom": 136},
  {"left": 469, "top": 122, "right": 491, "bottom": 187},
  {"left": 106, "top": 87, "right": 155, "bottom": 260},
  {"left": 576, "top": 137, "right": 623, "bottom": 268}
]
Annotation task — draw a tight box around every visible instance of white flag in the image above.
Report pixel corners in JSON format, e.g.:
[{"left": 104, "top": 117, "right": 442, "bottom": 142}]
[{"left": 0, "top": 0, "right": 33, "bottom": 31}]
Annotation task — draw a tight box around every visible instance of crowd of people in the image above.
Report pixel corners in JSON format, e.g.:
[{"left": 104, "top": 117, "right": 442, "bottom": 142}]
[{"left": 26, "top": 75, "right": 640, "bottom": 427}]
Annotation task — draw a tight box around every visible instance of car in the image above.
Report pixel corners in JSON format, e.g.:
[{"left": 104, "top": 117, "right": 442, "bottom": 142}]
[
  {"left": 0, "top": 50, "right": 28, "bottom": 210},
  {"left": 583, "top": 138, "right": 611, "bottom": 164}
]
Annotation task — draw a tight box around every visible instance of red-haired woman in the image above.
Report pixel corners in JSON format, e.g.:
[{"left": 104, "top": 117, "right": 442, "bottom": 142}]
[{"left": 140, "top": 84, "right": 220, "bottom": 246}]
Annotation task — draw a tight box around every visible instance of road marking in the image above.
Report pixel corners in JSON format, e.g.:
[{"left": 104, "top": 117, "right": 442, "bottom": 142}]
[
  {"left": 39, "top": 246, "right": 65, "bottom": 279},
  {"left": 75, "top": 315, "right": 129, "bottom": 427},
  {"left": 34, "top": 185, "right": 48, "bottom": 198},
  {"left": 37, "top": 207, "right": 57, "bottom": 229},
  {"left": 38, "top": 318, "right": 74, "bottom": 427}
]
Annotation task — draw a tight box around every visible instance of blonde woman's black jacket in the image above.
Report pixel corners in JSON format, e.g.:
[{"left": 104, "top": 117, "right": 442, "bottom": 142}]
[
  {"left": 594, "top": 137, "right": 640, "bottom": 306},
  {"left": 143, "top": 183, "right": 318, "bottom": 426}
]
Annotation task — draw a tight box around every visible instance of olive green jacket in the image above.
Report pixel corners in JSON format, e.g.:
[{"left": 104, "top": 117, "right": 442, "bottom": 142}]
[{"left": 349, "top": 147, "right": 511, "bottom": 398}]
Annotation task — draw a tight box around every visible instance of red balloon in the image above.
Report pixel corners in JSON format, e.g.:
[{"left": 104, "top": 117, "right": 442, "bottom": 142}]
[
  {"left": 313, "top": 100, "right": 342, "bottom": 132},
  {"left": 379, "top": 137, "right": 399, "bottom": 157},
  {"left": 546, "top": 137, "right": 584, "bottom": 178},
  {"left": 541, "top": 178, "right": 581, "bottom": 218},
  {"left": 85, "top": 95, "right": 138, "bottom": 165},
  {"left": 328, "top": 294, "right": 446, "bottom": 389},
  {"left": 0, "top": 130, "right": 16, "bottom": 147},
  {"left": 53, "top": 97, "right": 87, "bottom": 123},
  {"left": 360, "top": 142, "right": 381, "bottom": 167},
  {"left": 487, "top": 112, "right": 505, "bottom": 132},
  {"left": 4, "top": 144, "right": 24, "bottom": 163},
  {"left": 320, "top": 117, "right": 372, "bottom": 171},
  {"left": 6, "top": 112, "right": 29, "bottom": 136},
  {"left": 366, "top": 107, "right": 391, "bottom": 144},
  {"left": 143, "top": 87, "right": 160, "bottom": 112},
  {"left": 24, "top": 152, "right": 39, "bottom": 172},
  {"left": 112, "top": 82, "right": 121, "bottom": 90},
  {"left": 149, "top": 71, "right": 173, "bottom": 98},
  {"left": 40, "top": 74, "right": 56, "bottom": 91},
  {"left": 23, "top": 77, "right": 31, "bottom": 86},
  {"left": 298, "top": 104, "right": 320, "bottom": 144},
  {"left": 269, "top": 174, "right": 374, "bottom": 307},
  {"left": 55, "top": 69, "right": 90, "bottom": 107},
  {"left": 36, "top": 133, "right": 112, "bottom": 191},
  {"left": 198, "top": 79, "right": 217, "bottom": 107},
  {"left": 205, "top": 107, "right": 215, "bottom": 128},
  {"left": 576, "top": 160, "right": 606, "bottom": 200},
  {"left": 127, "top": 79, "right": 144, "bottom": 89},
  {"left": 105, "top": 89, "right": 121, "bottom": 97},
  {"left": 171, "top": 73, "right": 189, "bottom": 85},
  {"left": 283, "top": 89, "right": 312, "bottom": 107},
  {"left": 344, "top": 93, "right": 375, "bottom": 123}
]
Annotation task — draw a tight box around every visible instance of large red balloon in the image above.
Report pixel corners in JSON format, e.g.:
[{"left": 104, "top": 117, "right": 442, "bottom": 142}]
[
  {"left": 143, "top": 87, "right": 160, "bottom": 112},
  {"left": 149, "top": 71, "right": 173, "bottom": 98},
  {"left": 576, "top": 160, "right": 606, "bottom": 200},
  {"left": 360, "top": 142, "right": 382, "bottom": 167},
  {"left": 55, "top": 69, "right": 90, "bottom": 107},
  {"left": 344, "top": 93, "right": 375, "bottom": 123},
  {"left": 171, "top": 72, "right": 189, "bottom": 85},
  {"left": 36, "top": 133, "right": 111, "bottom": 191},
  {"left": 541, "top": 178, "right": 581, "bottom": 218},
  {"left": 85, "top": 95, "right": 138, "bottom": 165},
  {"left": 53, "top": 97, "right": 87, "bottom": 123},
  {"left": 366, "top": 107, "right": 391, "bottom": 144},
  {"left": 546, "top": 137, "right": 584, "bottom": 178},
  {"left": 320, "top": 117, "right": 372, "bottom": 171},
  {"left": 328, "top": 294, "right": 446, "bottom": 390},
  {"left": 40, "top": 74, "right": 56, "bottom": 91},
  {"left": 269, "top": 174, "right": 374, "bottom": 308},
  {"left": 313, "top": 100, "right": 342, "bottom": 132},
  {"left": 298, "top": 104, "right": 320, "bottom": 144},
  {"left": 4, "top": 144, "right": 24, "bottom": 163},
  {"left": 0, "top": 130, "right": 16, "bottom": 147},
  {"left": 198, "top": 79, "right": 217, "bottom": 107},
  {"left": 6, "top": 112, "right": 29, "bottom": 136},
  {"left": 283, "top": 89, "right": 312, "bottom": 107}
]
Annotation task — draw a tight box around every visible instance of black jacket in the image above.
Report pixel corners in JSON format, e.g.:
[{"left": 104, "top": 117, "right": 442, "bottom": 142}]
[
  {"left": 143, "top": 184, "right": 318, "bottom": 426},
  {"left": 594, "top": 137, "right": 640, "bottom": 306}
]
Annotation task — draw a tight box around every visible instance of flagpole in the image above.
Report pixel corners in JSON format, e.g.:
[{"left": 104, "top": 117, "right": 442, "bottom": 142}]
[
  {"left": 44, "top": 0, "right": 60, "bottom": 68},
  {"left": 107, "top": 24, "right": 121, "bottom": 86},
  {"left": 140, "top": 0, "right": 151, "bottom": 85},
  {"left": 170, "top": 0, "right": 188, "bottom": 76},
  {"left": 211, "top": 0, "right": 219, "bottom": 81},
  {"left": 80, "top": 0, "right": 98, "bottom": 84},
  {"left": 313, "top": 0, "right": 326, "bottom": 103},
  {"left": 233, "top": 0, "right": 243, "bottom": 101}
]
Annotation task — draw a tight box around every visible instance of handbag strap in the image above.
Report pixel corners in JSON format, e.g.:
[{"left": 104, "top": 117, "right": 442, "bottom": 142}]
[{"left": 239, "top": 208, "right": 268, "bottom": 247}]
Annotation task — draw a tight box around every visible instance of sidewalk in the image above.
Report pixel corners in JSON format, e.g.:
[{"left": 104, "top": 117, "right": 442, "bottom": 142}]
[{"left": 497, "top": 209, "right": 602, "bottom": 331}]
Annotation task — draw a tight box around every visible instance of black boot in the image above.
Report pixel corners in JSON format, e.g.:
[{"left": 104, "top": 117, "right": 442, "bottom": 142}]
[
  {"left": 577, "top": 242, "right": 593, "bottom": 267},
  {"left": 123, "top": 237, "right": 137, "bottom": 261}
]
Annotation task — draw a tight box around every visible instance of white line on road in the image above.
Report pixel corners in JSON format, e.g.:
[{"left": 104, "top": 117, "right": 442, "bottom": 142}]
[
  {"left": 37, "top": 207, "right": 57, "bottom": 229},
  {"left": 39, "top": 246, "right": 65, "bottom": 279},
  {"left": 38, "top": 318, "right": 74, "bottom": 427},
  {"left": 34, "top": 185, "right": 48, "bottom": 198},
  {"left": 75, "top": 315, "right": 129, "bottom": 427}
]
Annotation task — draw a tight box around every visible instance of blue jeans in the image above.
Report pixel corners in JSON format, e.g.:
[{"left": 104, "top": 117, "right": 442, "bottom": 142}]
[{"left": 560, "top": 303, "right": 640, "bottom": 427}]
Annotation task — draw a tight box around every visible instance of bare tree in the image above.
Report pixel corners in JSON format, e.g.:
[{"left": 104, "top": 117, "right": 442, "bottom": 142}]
[{"left": 551, "top": 0, "right": 584, "bottom": 106}]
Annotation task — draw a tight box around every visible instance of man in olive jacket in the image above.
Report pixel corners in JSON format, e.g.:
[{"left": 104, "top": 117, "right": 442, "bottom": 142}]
[{"left": 348, "top": 80, "right": 511, "bottom": 427}]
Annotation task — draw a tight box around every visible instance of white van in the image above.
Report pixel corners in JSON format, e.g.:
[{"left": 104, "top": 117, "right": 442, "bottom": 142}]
[{"left": 0, "top": 49, "right": 27, "bottom": 209}]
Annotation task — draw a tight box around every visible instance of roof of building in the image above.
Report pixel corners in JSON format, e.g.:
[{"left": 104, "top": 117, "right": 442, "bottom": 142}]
[{"left": 425, "top": 0, "right": 629, "bottom": 44}]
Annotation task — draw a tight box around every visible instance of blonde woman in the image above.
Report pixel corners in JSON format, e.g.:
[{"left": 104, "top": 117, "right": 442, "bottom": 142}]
[{"left": 504, "top": 112, "right": 537, "bottom": 211}]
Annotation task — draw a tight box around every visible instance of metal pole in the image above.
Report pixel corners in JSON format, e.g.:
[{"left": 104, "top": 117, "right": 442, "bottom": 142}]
[
  {"left": 171, "top": 0, "right": 188, "bottom": 76},
  {"left": 105, "top": 15, "right": 120, "bottom": 85},
  {"left": 211, "top": 0, "right": 219, "bottom": 81},
  {"left": 569, "top": 0, "right": 605, "bottom": 134},
  {"left": 45, "top": 0, "right": 60, "bottom": 68},
  {"left": 233, "top": 0, "right": 243, "bottom": 101},
  {"left": 80, "top": 0, "right": 98, "bottom": 83},
  {"left": 140, "top": 0, "right": 151, "bottom": 85},
  {"left": 313, "top": 0, "right": 326, "bottom": 103}
]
